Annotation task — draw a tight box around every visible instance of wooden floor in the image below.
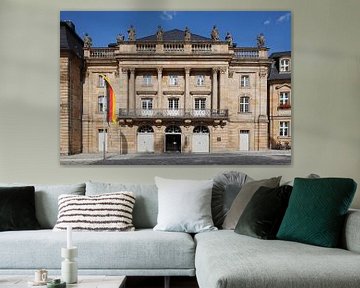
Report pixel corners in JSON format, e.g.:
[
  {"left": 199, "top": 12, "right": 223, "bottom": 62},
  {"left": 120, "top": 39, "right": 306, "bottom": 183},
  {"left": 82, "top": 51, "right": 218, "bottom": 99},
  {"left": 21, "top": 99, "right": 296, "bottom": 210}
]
[{"left": 126, "top": 276, "right": 199, "bottom": 288}]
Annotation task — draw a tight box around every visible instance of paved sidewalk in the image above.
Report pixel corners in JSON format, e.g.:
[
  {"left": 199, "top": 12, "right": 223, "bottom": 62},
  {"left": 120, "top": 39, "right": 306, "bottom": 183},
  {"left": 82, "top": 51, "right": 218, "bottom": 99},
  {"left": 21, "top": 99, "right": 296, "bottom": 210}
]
[{"left": 60, "top": 150, "right": 291, "bottom": 165}]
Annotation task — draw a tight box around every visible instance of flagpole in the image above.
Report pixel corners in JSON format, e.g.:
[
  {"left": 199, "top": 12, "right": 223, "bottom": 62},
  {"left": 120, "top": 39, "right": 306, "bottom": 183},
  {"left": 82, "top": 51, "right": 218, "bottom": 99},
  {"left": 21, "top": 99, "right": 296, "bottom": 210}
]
[{"left": 103, "top": 99, "right": 106, "bottom": 160}]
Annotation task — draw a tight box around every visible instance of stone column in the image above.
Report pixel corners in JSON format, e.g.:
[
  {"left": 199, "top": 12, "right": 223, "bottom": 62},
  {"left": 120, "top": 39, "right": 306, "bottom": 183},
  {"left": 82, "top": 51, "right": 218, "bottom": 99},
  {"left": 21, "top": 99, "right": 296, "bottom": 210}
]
[
  {"left": 157, "top": 67, "right": 163, "bottom": 109},
  {"left": 212, "top": 68, "right": 218, "bottom": 111},
  {"left": 121, "top": 69, "right": 129, "bottom": 111},
  {"left": 185, "top": 68, "right": 191, "bottom": 112},
  {"left": 129, "top": 68, "right": 135, "bottom": 111},
  {"left": 218, "top": 67, "right": 227, "bottom": 110}
]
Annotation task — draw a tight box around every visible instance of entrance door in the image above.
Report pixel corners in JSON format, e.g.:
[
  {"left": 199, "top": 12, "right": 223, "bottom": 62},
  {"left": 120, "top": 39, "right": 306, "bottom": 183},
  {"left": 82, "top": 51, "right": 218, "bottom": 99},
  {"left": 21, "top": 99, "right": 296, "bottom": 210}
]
[
  {"left": 239, "top": 130, "right": 249, "bottom": 151},
  {"left": 192, "top": 126, "right": 210, "bottom": 153},
  {"left": 137, "top": 126, "right": 154, "bottom": 153},
  {"left": 165, "top": 134, "right": 181, "bottom": 152},
  {"left": 165, "top": 125, "right": 182, "bottom": 152},
  {"left": 98, "top": 129, "right": 107, "bottom": 152}
]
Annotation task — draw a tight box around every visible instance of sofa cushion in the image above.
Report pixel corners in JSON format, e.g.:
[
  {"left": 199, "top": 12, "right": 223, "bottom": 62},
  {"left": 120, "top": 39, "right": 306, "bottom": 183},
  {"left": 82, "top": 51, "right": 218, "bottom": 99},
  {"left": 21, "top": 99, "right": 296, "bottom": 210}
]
[
  {"left": 0, "top": 229, "right": 195, "bottom": 272},
  {"left": 153, "top": 177, "right": 216, "bottom": 233},
  {"left": 0, "top": 186, "right": 40, "bottom": 231},
  {"left": 212, "top": 171, "right": 250, "bottom": 228},
  {"left": 86, "top": 182, "right": 158, "bottom": 229},
  {"left": 222, "top": 176, "right": 281, "bottom": 229},
  {"left": 234, "top": 185, "right": 292, "bottom": 239},
  {"left": 277, "top": 178, "right": 357, "bottom": 247},
  {"left": 53, "top": 192, "right": 136, "bottom": 232},
  {"left": 195, "top": 230, "right": 360, "bottom": 288},
  {"left": 0, "top": 183, "right": 86, "bottom": 229}
]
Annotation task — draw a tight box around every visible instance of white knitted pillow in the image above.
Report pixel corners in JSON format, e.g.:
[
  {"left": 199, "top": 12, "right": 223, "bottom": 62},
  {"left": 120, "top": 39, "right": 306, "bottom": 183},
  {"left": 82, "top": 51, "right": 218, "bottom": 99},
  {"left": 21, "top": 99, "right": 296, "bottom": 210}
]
[{"left": 53, "top": 192, "right": 135, "bottom": 231}]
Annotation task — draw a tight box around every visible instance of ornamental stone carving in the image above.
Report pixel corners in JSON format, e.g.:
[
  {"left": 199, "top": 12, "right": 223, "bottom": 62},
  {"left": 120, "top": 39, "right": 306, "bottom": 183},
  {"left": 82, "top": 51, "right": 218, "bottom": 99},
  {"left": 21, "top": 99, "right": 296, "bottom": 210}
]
[
  {"left": 128, "top": 25, "right": 136, "bottom": 41},
  {"left": 211, "top": 25, "right": 220, "bottom": 41},
  {"left": 83, "top": 33, "right": 92, "bottom": 48}
]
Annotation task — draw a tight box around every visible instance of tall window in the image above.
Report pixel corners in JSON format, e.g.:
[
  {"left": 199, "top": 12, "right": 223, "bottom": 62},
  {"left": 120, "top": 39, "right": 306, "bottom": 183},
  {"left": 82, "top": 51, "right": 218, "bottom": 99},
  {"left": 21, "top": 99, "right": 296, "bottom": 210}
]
[
  {"left": 141, "top": 98, "right": 153, "bottom": 110},
  {"left": 279, "top": 121, "right": 290, "bottom": 136},
  {"left": 195, "top": 98, "right": 206, "bottom": 110},
  {"left": 168, "top": 98, "right": 179, "bottom": 110},
  {"left": 169, "top": 74, "right": 179, "bottom": 86},
  {"left": 196, "top": 75, "right": 205, "bottom": 86},
  {"left": 280, "top": 59, "right": 290, "bottom": 72},
  {"left": 98, "top": 96, "right": 106, "bottom": 112},
  {"left": 279, "top": 92, "right": 290, "bottom": 106},
  {"left": 239, "top": 96, "right": 250, "bottom": 113},
  {"left": 240, "top": 75, "right": 250, "bottom": 88},
  {"left": 99, "top": 75, "right": 105, "bottom": 88},
  {"left": 143, "top": 74, "right": 152, "bottom": 86}
]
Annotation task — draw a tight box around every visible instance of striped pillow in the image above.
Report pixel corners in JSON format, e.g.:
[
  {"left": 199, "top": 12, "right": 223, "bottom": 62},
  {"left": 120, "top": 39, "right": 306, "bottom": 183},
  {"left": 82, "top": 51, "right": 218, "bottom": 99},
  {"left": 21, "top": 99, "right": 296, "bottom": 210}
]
[{"left": 53, "top": 192, "right": 136, "bottom": 231}]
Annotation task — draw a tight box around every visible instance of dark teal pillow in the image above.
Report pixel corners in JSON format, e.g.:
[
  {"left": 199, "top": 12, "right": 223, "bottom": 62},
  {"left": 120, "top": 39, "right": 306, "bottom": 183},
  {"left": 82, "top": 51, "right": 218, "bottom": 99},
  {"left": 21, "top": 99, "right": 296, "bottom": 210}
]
[
  {"left": 235, "top": 185, "right": 292, "bottom": 239},
  {"left": 0, "top": 186, "right": 41, "bottom": 231},
  {"left": 277, "top": 178, "right": 357, "bottom": 247}
]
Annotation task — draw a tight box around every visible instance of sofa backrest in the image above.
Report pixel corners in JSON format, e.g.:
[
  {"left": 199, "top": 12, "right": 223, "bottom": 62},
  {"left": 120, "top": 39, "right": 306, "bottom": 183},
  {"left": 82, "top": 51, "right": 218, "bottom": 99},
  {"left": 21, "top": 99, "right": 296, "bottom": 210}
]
[{"left": 86, "top": 181, "right": 158, "bottom": 229}]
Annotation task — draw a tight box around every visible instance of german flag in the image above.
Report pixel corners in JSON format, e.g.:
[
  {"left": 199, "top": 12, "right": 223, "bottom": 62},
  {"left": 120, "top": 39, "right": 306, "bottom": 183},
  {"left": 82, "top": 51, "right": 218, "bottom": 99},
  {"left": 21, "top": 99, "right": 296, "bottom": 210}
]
[{"left": 101, "top": 74, "right": 116, "bottom": 123}]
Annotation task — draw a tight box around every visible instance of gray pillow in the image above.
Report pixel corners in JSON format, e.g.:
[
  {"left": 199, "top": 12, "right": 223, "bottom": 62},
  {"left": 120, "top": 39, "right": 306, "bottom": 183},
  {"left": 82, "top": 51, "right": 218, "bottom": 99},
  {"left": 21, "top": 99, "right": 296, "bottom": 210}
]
[
  {"left": 222, "top": 177, "right": 281, "bottom": 230},
  {"left": 153, "top": 177, "right": 217, "bottom": 233},
  {"left": 0, "top": 183, "right": 85, "bottom": 228},
  {"left": 212, "top": 171, "right": 251, "bottom": 228},
  {"left": 86, "top": 181, "right": 158, "bottom": 229}
]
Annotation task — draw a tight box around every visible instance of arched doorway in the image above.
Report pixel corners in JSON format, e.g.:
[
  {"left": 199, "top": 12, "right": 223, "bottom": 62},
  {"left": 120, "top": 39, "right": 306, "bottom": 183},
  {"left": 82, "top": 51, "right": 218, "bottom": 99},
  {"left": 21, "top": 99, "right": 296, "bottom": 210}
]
[
  {"left": 137, "top": 125, "right": 154, "bottom": 153},
  {"left": 192, "top": 126, "right": 210, "bottom": 153},
  {"left": 165, "top": 125, "right": 181, "bottom": 152}
]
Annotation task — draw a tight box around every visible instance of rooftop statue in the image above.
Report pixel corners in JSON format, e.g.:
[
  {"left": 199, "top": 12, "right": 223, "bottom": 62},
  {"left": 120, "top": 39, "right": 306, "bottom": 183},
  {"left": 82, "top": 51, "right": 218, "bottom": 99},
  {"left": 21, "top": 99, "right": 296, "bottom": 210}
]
[
  {"left": 225, "top": 32, "right": 233, "bottom": 47},
  {"left": 83, "top": 33, "right": 92, "bottom": 48},
  {"left": 257, "top": 33, "right": 266, "bottom": 48},
  {"left": 116, "top": 33, "right": 125, "bottom": 45},
  {"left": 128, "top": 25, "right": 136, "bottom": 41},
  {"left": 156, "top": 25, "right": 164, "bottom": 41},
  {"left": 184, "top": 26, "right": 191, "bottom": 41},
  {"left": 211, "top": 25, "right": 219, "bottom": 41}
]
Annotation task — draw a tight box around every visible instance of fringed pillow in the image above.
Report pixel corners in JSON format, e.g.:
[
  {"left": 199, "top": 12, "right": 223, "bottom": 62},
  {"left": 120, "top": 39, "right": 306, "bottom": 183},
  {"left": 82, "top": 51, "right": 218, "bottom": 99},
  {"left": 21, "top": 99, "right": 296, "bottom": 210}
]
[{"left": 53, "top": 192, "right": 135, "bottom": 231}]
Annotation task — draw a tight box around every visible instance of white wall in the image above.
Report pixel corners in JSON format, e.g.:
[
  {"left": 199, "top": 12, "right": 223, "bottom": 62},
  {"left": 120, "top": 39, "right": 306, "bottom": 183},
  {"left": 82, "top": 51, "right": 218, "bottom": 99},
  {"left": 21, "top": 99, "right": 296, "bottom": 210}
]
[{"left": 0, "top": 0, "right": 359, "bottom": 208}]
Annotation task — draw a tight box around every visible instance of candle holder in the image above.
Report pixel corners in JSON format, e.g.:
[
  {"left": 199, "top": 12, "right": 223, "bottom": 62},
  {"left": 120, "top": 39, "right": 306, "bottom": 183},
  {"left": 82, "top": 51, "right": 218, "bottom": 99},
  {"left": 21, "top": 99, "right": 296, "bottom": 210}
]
[{"left": 61, "top": 247, "right": 78, "bottom": 284}]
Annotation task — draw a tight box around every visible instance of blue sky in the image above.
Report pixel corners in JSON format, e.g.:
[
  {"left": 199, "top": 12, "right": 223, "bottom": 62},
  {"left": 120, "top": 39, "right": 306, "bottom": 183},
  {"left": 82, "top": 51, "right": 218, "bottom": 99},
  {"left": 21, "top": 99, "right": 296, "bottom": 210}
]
[{"left": 60, "top": 11, "right": 291, "bottom": 54}]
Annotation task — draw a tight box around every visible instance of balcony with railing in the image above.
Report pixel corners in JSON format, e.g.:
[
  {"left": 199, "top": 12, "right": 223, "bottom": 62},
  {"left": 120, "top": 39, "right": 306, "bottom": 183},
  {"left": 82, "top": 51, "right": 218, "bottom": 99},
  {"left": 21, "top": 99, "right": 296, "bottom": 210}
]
[
  {"left": 233, "top": 47, "right": 267, "bottom": 59},
  {"left": 118, "top": 108, "right": 228, "bottom": 120}
]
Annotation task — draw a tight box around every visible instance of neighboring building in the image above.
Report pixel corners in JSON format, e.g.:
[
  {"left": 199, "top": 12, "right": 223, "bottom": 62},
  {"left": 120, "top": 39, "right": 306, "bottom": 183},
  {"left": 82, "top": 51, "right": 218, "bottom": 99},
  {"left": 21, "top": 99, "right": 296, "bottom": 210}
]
[
  {"left": 82, "top": 27, "right": 271, "bottom": 154},
  {"left": 60, "top": 21, "right": 84, "bottom": 155},
  {"left": 268, "top": 51, "right": 292, "bottom": 149}
]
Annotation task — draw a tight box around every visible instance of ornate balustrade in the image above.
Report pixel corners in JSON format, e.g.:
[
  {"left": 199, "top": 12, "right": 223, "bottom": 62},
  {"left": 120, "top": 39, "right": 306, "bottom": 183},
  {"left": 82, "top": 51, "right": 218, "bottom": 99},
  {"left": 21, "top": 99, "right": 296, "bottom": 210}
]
[
  {"left": 89, "top": 48, "right": 116, "bottom": 58},
  {"left": 118, "top": 108, "right": 228, "bottom": 119},
  {"left": 233, "top": 47, "right": 260, "bottom": 59}
]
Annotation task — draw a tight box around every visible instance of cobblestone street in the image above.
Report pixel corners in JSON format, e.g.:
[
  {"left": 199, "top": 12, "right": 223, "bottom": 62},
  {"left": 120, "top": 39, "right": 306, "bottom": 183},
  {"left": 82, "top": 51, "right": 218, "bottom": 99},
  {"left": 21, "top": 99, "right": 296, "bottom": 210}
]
[{"left": 60, "top": 150, "right": 291, "bottom": 165}]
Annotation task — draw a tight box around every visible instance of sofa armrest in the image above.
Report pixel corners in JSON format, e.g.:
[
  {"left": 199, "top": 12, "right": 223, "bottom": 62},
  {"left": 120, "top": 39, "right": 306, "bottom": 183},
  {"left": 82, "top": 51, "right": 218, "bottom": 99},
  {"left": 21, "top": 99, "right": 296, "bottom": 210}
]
[{"left": 342, "top": 209, "right": 360, "bottom": 253}]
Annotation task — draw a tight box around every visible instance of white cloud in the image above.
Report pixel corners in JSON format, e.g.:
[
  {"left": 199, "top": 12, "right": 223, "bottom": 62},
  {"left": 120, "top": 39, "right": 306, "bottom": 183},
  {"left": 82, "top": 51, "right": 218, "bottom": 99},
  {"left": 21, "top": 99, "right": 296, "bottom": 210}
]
[
  {"left": 160, "top": 11, "right": 176, "bottom": 21},
  {"left": 277, "top": 12, "right": 291, "bottom": 23},
  {"left": 264, "top": 19, "right": 271, "bottom": 25}
]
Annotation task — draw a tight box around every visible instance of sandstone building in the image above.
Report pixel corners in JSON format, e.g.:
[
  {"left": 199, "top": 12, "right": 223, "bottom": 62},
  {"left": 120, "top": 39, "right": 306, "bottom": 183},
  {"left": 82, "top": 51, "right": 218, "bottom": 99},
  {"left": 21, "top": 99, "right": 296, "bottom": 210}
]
[
  {"left": 268, "top": 51, "right": 292, "bottom": 149},
  {"left": 60, "top": 21, "right": 84, "bottom": 155},
  {"left": 81, "top": 26, "right": 271, "bottom": 155},
  {"left": 60, "top": 22, "right": 292, "bottom": 156}
]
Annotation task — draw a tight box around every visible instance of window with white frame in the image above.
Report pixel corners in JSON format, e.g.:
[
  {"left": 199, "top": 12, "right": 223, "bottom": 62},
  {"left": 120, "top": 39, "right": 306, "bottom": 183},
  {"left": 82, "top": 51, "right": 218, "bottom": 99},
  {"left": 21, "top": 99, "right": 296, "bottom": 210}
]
[
  {"left": 98, "top": 96, "right": 106, "bottom": 112},
  {"left": 240, "top": 75, "right": 250, "bottom": 88},
  {"left": 168, "top": 98, "right": 179, "bottom": 110},
  {"left": 99, "top": 75, "right": 105, "bottom": 88},
  {"left": 279, "top": 91, "right": 290, "bottom": 106},
  {"left": 196, "top": 75, "right": 205, "bottom": 86},
  {"left": 143, "top": 74, "right": 152, "bottom": 86},
  {"left": 195, "top": 98, "right": 206, "bottom": 110},
  {"left": 280, "top": 59, "right": 290, "bottom": 72},
  {"left": 239, "top": 96, "right": 250, "bottom": 113},
  {"left": 279, "top": 121, "right": 290, "bottom": 137},
  {"left": 141, "top": 98, "right": 153, "bottom": 110},
  {"left": 169, "top": 74, "right": 179, "bottom": 86},
  {"left": 141, "top": 98, "right": 153, "bottom": 116}
]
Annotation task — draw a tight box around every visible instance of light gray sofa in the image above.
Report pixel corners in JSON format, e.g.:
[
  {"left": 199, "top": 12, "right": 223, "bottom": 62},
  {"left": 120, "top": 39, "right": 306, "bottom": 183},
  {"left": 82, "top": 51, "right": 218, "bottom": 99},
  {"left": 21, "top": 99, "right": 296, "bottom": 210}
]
[{"left": 0, "top": 181, "right": 360, "bottom": 288}]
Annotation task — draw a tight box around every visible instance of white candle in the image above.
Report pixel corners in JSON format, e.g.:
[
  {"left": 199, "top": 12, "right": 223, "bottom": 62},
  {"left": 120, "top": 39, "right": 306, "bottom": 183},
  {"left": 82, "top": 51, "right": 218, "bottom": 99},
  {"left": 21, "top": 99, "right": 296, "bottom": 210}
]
[{"left": 67, "top": 225, "right": 72, "bottom": 249}]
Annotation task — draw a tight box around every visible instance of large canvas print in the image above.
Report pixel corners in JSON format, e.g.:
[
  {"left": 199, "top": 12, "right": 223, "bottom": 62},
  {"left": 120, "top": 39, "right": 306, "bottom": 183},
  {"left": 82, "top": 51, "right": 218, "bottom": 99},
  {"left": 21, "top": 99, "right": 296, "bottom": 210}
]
[{"left": 60, "top": 11, "right": 291, "bottom": 165}]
